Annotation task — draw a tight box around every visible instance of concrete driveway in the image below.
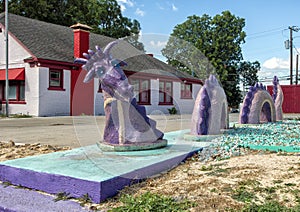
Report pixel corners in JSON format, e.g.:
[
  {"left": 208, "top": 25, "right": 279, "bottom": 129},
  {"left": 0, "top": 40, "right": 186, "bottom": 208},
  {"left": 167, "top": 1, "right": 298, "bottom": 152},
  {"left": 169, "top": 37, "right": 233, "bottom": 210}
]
[{"left": 0, "top": 113, "right": 270, "bottom": 148}]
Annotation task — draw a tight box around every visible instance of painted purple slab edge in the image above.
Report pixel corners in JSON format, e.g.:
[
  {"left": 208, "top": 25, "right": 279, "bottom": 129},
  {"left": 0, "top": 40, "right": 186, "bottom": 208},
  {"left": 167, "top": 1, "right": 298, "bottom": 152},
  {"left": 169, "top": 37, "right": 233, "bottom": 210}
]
[{"left": 0, "top": 147, "right": 201, "bottom": 204}]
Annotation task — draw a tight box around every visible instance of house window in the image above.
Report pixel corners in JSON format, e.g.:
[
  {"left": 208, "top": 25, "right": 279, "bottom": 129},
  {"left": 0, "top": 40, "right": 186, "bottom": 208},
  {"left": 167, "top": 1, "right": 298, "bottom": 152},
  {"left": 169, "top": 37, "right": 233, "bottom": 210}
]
[
  {"left": 48, "top": 69, "right": 64, "bottom": 90},
  {"left": 0, "top": 81, "right": 25, "bottom": 103},
  {"left": 181, "top": 83, "right": 192, "bottom": 99},
  {"left": 98, "top": 80, "right": 103, "bottom": 93},
  {"left": 130, "top": 78, "right": 150, "bottom": 105},
  {"left": 159, "top": 81, "right": 173, "bottom": 105}
]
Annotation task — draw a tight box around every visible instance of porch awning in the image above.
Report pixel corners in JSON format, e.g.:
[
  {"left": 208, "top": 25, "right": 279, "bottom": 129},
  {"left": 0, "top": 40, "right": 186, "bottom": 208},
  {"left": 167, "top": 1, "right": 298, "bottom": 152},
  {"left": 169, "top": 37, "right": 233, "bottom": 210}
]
[{"left": 0, "top": 68, "right": 25, "bottom": 80}]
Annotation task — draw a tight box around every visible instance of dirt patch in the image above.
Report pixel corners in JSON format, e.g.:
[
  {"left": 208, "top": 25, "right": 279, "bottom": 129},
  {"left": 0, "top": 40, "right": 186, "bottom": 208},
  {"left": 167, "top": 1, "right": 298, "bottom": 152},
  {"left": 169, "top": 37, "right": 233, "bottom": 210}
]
[
  {"left": 94, "top": 150, "right": 300, "bottom": 211},
  {"left": 0, "top": 141, "right": 299, "bottom": 211},
  {"left": 0, "top": 141, "right": 71, "bottom": 162}
]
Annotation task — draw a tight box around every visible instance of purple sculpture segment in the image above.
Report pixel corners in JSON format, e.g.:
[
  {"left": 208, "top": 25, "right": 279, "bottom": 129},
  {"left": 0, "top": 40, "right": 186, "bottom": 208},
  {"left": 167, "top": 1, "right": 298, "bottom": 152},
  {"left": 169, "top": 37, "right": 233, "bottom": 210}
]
[
  {"left": 191, "top": 75, "right": 228, "bottom": 135},
  {"left": 272, "top": 76, "right": 284, "bottom": 121},
  {"left": 75, "top": 41, "right": 164, "bottom": 146},
  {"left": 239, "top": 82, "right": 276, "bottom": 124}
]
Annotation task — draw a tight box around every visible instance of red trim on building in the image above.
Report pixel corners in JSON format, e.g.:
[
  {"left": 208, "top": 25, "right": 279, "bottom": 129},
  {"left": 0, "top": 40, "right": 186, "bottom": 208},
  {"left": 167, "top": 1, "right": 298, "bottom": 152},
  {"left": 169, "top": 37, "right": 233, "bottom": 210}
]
[
  {"left": 181, "top": 82, "right": 193, "bottom": 99},
  {"left": 48, "top": 69, "right": 66, "bottom": 91},
  {"left": 24, "top": 58, "right": 79, "bottom": 70},
  {"left": 0, "top": 68, "right": 25, "bottom": 80},
  {"left": 129, "top": 78, "right": 151, "bottom": 105},
  {"left": 1, "top": 100, "right": 26, "bottom": 104},
  {"left": 159, "top": 80, "right": 173, "bottom": 105},
  {"left": 73, "top": 29, "right": 90, "bottom": 58},
  {"left": 70, "top": 24, "right": 94, "bottom": 116}
]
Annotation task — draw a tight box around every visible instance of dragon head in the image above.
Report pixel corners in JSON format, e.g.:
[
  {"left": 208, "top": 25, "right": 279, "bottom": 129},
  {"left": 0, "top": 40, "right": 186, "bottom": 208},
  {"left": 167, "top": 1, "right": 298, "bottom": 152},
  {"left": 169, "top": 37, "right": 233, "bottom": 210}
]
[{"left": 74, "top": 41, "right": 133, "bottom": 102}]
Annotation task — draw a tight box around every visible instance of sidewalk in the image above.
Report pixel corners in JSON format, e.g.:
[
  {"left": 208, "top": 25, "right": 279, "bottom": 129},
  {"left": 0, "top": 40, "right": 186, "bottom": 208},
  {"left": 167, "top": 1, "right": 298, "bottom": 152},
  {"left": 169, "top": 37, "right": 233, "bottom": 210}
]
[{"left": 0, "top": 183, "right": 89, "bottom": 212}]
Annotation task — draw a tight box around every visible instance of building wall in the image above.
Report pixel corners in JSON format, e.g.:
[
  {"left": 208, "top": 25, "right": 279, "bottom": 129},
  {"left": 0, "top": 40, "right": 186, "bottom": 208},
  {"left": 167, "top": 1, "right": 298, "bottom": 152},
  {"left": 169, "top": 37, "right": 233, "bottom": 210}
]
[
  {"left": 0, "top": 30, "right": 201, "bottom": 116},
  {"left": 0, "top": 31, "right": 31, "bottom": 66},
  {"left": 38, "top": 67, "right": 71, "bottom": 116},
  {"left": 0, "top": 30, "right": 40, "bottom": 115},
  {"left": 94, "top": 79, "right": 105, "bottom": 115},
  {"left": 267, "top": 85, "right": 300, "bottom": 113},
  {"left": 92, "top": 79, "right": 201, "bottom": 116},
  {"left": 16, "top": 64, "right": 40, "bottom": 116}
]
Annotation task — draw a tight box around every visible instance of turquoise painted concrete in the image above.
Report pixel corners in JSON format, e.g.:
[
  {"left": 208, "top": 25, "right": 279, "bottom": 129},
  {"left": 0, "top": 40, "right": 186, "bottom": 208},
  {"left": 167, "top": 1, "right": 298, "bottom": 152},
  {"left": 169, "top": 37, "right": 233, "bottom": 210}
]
[{"left": 0, "top": 130, "right": 213, "bottom": 182}]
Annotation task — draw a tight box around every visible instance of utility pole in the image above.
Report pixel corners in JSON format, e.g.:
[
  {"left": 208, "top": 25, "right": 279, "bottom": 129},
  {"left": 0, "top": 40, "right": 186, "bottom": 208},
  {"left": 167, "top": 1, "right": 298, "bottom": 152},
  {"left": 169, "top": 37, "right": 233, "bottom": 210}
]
[
  {"left": 5, "top": 0, "right": 9, "bottom": 117},
  {"left": 288, "top": 26, "right": 300, "bottom": 85},
  {"left": 296, "top": 54, "right": 299, "bottom": 85}
]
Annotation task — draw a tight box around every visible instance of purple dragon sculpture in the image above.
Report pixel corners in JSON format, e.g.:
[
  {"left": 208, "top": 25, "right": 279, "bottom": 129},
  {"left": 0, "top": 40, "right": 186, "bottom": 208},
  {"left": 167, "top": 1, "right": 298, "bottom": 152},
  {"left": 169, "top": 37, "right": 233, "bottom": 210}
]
[
  {"left": 75, "top": 41, "right": 165, "bottom": 148},
  {"left": 272, "top": 76, "right": 284, "bottom": 121},
  {"left": 239, "top": 82, "right": 276, "bottom": 124},
  {"left": 191, "top": 75, "right": 228, "bottom": 135}
]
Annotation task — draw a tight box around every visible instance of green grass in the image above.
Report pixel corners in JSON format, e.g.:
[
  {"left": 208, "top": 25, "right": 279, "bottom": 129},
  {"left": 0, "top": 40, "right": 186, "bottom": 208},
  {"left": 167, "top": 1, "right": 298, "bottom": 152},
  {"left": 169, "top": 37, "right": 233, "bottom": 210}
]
[
  {"left": 109, "top": 192, "right": 196, "bottom": 212},
  {"left": 10, "top": 114, "right": 32, "bottom": 118},
  {"left": 200, "top": 165, "right": 213, "bottom": 171},
  {"left": 232, "top": 186, "right": 256, "bottom": 203},
  {"left": 240, "top": 201, "right": 300, "bottom": 212}
]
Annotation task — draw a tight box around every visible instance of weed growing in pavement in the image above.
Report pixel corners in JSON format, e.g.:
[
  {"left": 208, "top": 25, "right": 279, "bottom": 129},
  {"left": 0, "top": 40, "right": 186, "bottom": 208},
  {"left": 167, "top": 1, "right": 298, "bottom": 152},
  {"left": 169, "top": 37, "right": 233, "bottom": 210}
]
[
  {"left": 2, "top": 181, "right": 12, "bottom": 188},
  {"left": 53, "top": 192, "right": 72, "bottom": 202},
  {"left": 77, "top": 193, "right": 92, "bottom": 206}
]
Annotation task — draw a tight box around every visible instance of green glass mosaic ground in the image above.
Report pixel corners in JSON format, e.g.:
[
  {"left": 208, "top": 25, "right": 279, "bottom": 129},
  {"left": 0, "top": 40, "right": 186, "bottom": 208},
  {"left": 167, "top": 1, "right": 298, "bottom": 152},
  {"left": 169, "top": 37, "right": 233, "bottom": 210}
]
[{"left": 219, "top": 120, "right": 300, "bottom": 152}]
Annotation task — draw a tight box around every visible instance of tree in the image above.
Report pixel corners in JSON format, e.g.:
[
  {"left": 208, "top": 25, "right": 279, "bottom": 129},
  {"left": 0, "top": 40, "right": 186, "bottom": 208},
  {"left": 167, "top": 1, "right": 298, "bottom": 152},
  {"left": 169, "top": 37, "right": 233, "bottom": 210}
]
[
  {"left": 238, "top": 61, "right": 260, "bottom": 94},
  {"left": 1, "top": 0, "right": 4, "bottom": 12},
  {"left": 162, "top": 11, "right": 246, "bottom": 107},
  {"left": 6, "top": 0, "right": 144, "bottom": 50}
]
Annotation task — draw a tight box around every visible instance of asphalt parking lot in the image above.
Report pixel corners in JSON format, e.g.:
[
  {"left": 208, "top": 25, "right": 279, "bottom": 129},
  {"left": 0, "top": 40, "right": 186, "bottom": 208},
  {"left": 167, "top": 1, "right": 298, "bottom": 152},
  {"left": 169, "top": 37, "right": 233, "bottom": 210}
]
[{"left": 0, "top": 113, "right": 299, "bottom": 148}]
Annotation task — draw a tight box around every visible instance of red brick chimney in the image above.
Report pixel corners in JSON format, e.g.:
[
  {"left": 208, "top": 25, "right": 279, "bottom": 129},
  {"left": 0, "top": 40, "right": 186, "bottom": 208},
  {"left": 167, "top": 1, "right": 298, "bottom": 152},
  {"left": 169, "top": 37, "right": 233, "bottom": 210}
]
[
  {"left": 70, "top": 23, "right": 92, "bottom": 58},
  {"left": 70, "top": 23, "right": 94, "bottom": 116}
]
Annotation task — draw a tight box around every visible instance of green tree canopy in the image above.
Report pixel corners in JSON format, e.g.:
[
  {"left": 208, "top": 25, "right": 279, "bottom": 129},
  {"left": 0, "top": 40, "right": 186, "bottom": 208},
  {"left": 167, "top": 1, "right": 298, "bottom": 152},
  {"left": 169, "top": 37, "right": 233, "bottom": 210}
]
[
  {"left": 238, "top": 61, "right": 260, "bottom": 87},
  {"left": 2, "top": 0, "right": 144, "bottom": 50},
  {"left": 238, "top": 60, "right": 260, "bottom": 97},
  {"left": 162, "top": 11, "right": 246, "bottom": 107}
]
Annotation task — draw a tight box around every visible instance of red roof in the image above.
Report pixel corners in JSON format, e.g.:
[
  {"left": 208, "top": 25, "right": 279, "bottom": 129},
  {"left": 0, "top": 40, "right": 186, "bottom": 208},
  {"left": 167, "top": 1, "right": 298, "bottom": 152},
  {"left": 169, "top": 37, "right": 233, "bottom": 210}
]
[{"left": 0, "top": 68, "right": 25, "bottom": 80}]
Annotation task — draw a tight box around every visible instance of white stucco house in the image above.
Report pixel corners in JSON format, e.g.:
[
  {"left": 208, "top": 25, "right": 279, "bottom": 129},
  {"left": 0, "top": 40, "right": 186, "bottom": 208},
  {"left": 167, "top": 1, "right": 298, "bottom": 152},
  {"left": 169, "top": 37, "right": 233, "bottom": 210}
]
[{"left": 0, "top": 13, "right": 202, "bottom": 116}]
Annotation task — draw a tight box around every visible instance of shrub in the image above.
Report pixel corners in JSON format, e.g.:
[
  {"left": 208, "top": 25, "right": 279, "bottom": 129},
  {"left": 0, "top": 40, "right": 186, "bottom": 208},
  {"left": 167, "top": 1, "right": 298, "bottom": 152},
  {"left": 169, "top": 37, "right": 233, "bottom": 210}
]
[{"left": 168, "top": 107, "right": 177, "bottom": 115}]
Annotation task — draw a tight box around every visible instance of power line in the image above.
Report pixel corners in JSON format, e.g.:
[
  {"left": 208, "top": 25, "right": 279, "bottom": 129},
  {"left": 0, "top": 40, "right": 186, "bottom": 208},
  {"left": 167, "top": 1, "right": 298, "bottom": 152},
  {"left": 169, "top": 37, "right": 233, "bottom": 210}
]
[
  {"left": 247, "top": 26, "right": 285, "bottom": 37},
  {"left": 247, "top": 27, "right": 286, "bottom": 40}
]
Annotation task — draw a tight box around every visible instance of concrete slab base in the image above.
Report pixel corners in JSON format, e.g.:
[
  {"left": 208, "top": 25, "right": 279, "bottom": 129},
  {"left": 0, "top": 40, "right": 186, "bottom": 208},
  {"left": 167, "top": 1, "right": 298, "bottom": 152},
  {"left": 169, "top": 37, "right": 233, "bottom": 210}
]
[
  {"left": 183, "top": 133, "right": 222, "bottom": 141},
  {"left": 97, "top": 139, "right": 168, "bottom": 151},
  {"left": 0, "top": 130, "right": 214, "bottom": 203}
]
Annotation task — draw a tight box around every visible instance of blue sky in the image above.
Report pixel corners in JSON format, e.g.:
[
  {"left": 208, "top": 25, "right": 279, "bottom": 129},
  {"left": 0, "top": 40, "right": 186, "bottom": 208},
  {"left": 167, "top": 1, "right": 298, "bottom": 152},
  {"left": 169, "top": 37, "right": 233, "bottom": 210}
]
[{"left": 117, "top": 0, "right": 300, "bottom": 85}]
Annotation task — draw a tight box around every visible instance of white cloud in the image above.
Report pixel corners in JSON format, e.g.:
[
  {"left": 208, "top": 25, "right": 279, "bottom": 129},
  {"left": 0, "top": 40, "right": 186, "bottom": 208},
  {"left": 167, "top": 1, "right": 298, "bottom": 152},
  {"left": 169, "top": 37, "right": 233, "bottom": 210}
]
[
  {"left": 171, "top": 4, "right": 178, "bottom": 11},
  {"left": 117, "top": 0, "right": 134, "bottom": 11},
  {"left": 262, "top": 57, "right": 289, "bottom": 70},
  {"left": 149, "top": 40, "right": 167, "bottom": 48},
  {"left": 135, "top": 8, "right": 145, "bottom": 17},
  {"left": 259, "top": 57, "right": 293, "bottom": 85},
  {"left": 157, "top": 2, "right": 178, "bottom": 11}
]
